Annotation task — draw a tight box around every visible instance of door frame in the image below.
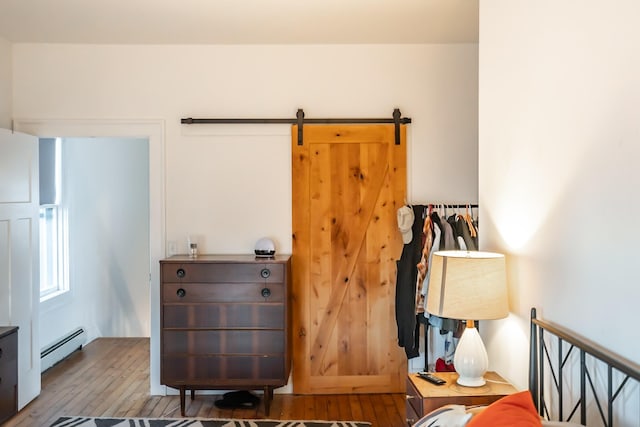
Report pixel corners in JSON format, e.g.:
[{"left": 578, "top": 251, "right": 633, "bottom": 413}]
[{"left": 13, "top": 118, "right": 166, "bottom": 395}]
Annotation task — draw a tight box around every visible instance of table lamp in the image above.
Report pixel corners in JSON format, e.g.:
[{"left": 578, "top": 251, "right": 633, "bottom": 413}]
[{"left": 426, "top": 250, "right": 508, "bottom": 387}]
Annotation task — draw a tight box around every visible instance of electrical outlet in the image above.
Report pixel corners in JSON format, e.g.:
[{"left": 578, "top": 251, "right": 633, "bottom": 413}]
[{"left": 168, "top": 241, "right": 177, "bottom": 256}]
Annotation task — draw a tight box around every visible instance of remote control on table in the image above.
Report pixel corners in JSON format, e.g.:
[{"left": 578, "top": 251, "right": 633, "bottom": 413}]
[{"left": 417, "top": 371, "right": 446, "bottom": 385}]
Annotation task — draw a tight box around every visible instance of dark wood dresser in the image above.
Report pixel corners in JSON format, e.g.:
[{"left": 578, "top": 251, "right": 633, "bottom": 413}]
[
  {"left": 0, "top": 326, "right": 18, "bottom": 425},
  {"left": 160, "top": 254, "right": 292, "bottom": 416}
]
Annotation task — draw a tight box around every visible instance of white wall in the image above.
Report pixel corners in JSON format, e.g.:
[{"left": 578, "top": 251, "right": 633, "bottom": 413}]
[
  {"left": 12, "top": 43, "right": 479, "bottom": 392},
  {"left": 40, "top": 137, "right": 150, "bottom": 348},
  {"left": 12, "top": 45, "right": 479, "bottom": 244},
  {"left": 0, "top": 37, "right": 11, "bottom": 128},
  {"left": 479, "top": 0, "right": 640, "bottom": 395}
]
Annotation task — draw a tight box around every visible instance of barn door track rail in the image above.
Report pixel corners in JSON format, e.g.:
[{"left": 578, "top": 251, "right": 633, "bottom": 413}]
[{"left": 181, "top": 108, "right": 411, "bottom": 145}]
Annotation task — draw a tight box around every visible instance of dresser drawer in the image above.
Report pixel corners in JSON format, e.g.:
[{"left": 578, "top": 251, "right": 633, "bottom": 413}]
[
  {"left": 406, "top": 375, "right": 423, "bottom": 416},
  {"left": 162, "top": 330, "right": 285, "bottom": 355},
  {"left": 163, "top": 303, "right": 285, "bottom": 329},
  {"left": 162, "top": 282, "right": 284, "bottom": 303},
  {"left": 161, "top": 262, "right": 284, "bottom": 283},
  {"left": 406, "top": 395, "right": 421, "bottom": 426},
  {"left": 162, "top": 355, "right": 286, "bottom": 384}
]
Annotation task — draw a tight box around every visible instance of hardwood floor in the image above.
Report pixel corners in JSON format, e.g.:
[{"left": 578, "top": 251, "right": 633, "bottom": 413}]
[{"left": 5, "top": 338, "right": 408, "bottom": 427}]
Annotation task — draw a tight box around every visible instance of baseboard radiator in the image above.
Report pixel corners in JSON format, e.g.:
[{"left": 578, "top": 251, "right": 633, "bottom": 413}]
[{"left": 40, "top": 327, "right": 87, "bottom": 372}]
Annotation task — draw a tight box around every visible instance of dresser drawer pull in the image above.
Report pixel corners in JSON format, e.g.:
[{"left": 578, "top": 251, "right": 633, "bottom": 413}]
[
  {"left": 176, "top": 268, "right": 186, "bottom": 278},
  {"left": 406, "top": 418, "right": 416, "bottom": 425},
  {"left": 406, "top": 394, "right": 415, "bottom": 400},
  {"left": 260, "top": 268, "right": 271, "bottom": 279},
  {"left": 261, "top": 287, "right": 271, "bottom": 298},
  {"left": 176, "top": 288, "right": 186, "bottom": 298}
]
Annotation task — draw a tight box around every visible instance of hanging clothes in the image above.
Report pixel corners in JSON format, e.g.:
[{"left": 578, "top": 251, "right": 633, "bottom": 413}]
[
  {"left": 394, "top": 203, "right": 479, "bottom": 361},
  {"left": 438, "top": 211, "right": 457, "bottom": 251},
  {"left": 448, "top": 212, "right": 477, "bottom": 251},
  {"left": 394, "top": 204, "right": 426, "bottom": 359},
  {"left": 415, "top": 205, "right": 434, "bottom": 316}
]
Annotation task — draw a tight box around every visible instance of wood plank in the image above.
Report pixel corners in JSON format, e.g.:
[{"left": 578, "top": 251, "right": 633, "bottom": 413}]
[
  {"left": 369, "top": 394, "right": 392, "bottom": 426},
  {"left": 291, "top": 124, "right": 312, "bottom": 393},
  {"left": 134, "top": 395, "right": 162, "bottom": 417},
  {"left": 382, "top": 393, "right": 404, "bottom": 425},
  {"left": 316, "top": 394, "right": 330, "bottom": 420},
  {"left": 357, "top": 395, "right": 378, "bottom": 426},
  {"left": 337, "top": 393, "right": 353, "bottom": 421},
  {"left": 303, "top": 395, "right": 317, "bottom": 420}
]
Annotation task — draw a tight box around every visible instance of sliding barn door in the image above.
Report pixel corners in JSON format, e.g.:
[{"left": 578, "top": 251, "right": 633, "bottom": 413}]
[{"left": 291, "top": 124, "right": 407, "bottom": 394}]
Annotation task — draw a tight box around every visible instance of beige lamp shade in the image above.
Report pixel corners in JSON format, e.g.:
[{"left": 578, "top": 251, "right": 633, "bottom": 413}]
[{"left": 426, "top": 250, "right": 509, "bottom": 320}]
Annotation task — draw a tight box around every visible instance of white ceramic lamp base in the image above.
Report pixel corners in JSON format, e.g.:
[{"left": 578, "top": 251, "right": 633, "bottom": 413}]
[{"left": 453, "top": 324, "right": 489, "bottom": 387}]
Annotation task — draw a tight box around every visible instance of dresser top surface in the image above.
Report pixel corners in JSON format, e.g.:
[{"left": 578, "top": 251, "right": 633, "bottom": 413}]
[
  {"left": 161, "top": 254, "right": 291, "bottom": 264},
  {"left": 0, "top": 326, "right": 18, "bottom": 339}
]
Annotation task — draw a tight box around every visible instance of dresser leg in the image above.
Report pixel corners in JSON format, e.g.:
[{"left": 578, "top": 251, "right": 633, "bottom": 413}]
[
  {"left": 180, "top": 387, "right": 186, "bottom": 416},
  {"left": 263, "top": 386, "right": 274, "bottom": 416},
  {"left": 191, "top": 389, "right": 195, "bottom": 400}
]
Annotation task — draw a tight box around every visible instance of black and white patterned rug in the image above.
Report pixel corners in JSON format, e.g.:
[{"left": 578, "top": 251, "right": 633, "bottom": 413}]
[{"left": 49, "top": 417, "right": 371, "bottom": 427}]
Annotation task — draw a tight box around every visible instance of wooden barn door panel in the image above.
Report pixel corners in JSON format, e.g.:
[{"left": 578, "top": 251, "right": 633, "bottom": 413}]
[{"left": 292, "top": 124, "right": 407, "bottom": 394}]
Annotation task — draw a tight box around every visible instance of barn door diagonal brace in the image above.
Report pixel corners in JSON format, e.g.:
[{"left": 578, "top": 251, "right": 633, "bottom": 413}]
[{"left": 180, "top": 108, "right": 411, "bottom": 145}]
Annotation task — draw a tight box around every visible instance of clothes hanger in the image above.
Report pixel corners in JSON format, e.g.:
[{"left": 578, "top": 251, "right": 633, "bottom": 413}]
[{"left": 464, "top": 204, "right": 477, "bottom": 238}]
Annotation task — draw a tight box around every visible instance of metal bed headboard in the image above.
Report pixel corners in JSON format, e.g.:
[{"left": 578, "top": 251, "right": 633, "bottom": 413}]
[{"left": 528, "top": 307, "right": 640, "bottom": 426}]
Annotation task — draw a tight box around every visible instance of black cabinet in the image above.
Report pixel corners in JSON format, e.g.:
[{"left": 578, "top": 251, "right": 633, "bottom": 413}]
[{"left": 0, "top": 326, "right": 18, "bottom": 424}]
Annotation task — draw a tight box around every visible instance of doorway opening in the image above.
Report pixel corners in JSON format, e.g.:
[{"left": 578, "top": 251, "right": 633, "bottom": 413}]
[
  {"left": 14, "top": 119, "right": 166, "bottom": 395},
  {"left": 39, "top": 136, "right": 150, "bottom": 370}
]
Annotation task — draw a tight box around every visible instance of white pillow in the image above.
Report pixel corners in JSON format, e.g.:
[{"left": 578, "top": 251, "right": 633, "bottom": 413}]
[{"left": 412, "top": 404, "right": 472, "bottom": 427}]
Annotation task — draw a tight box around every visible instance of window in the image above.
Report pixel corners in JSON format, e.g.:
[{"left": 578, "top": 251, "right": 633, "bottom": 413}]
[{"left": 39, "top": 138, "right": 68, "bottom": 300}]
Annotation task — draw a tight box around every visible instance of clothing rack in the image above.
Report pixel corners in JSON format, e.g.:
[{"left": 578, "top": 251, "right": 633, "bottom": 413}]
[
  {"left": 418, "top": 203, "right": 478, "bottom": 372},
  {"left": 181, "top": 108, "right": 412, "bottom": 146},
  {"left": 415, "top": 203, "right": 478, "bottom": 209}
]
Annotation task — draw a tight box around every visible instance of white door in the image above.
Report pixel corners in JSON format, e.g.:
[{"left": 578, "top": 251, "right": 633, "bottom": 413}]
[{"left": 0, "top": 128, "right": 41, "bottom": 408}]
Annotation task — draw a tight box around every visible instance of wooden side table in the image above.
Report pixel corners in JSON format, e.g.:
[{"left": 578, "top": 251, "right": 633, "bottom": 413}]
[{"left": 406, "top": 371, "right": 518, "bottom": 425}]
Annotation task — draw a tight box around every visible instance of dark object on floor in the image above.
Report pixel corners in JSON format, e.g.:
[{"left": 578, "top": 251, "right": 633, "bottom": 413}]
[{"left": 214, "top": 390, "right": 260, "bottom": 409}]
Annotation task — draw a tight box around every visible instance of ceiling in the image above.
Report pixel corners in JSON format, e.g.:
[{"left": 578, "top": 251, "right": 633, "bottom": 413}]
[{"left": 0, "top": 0, "right": 478, "bottom": 45}]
